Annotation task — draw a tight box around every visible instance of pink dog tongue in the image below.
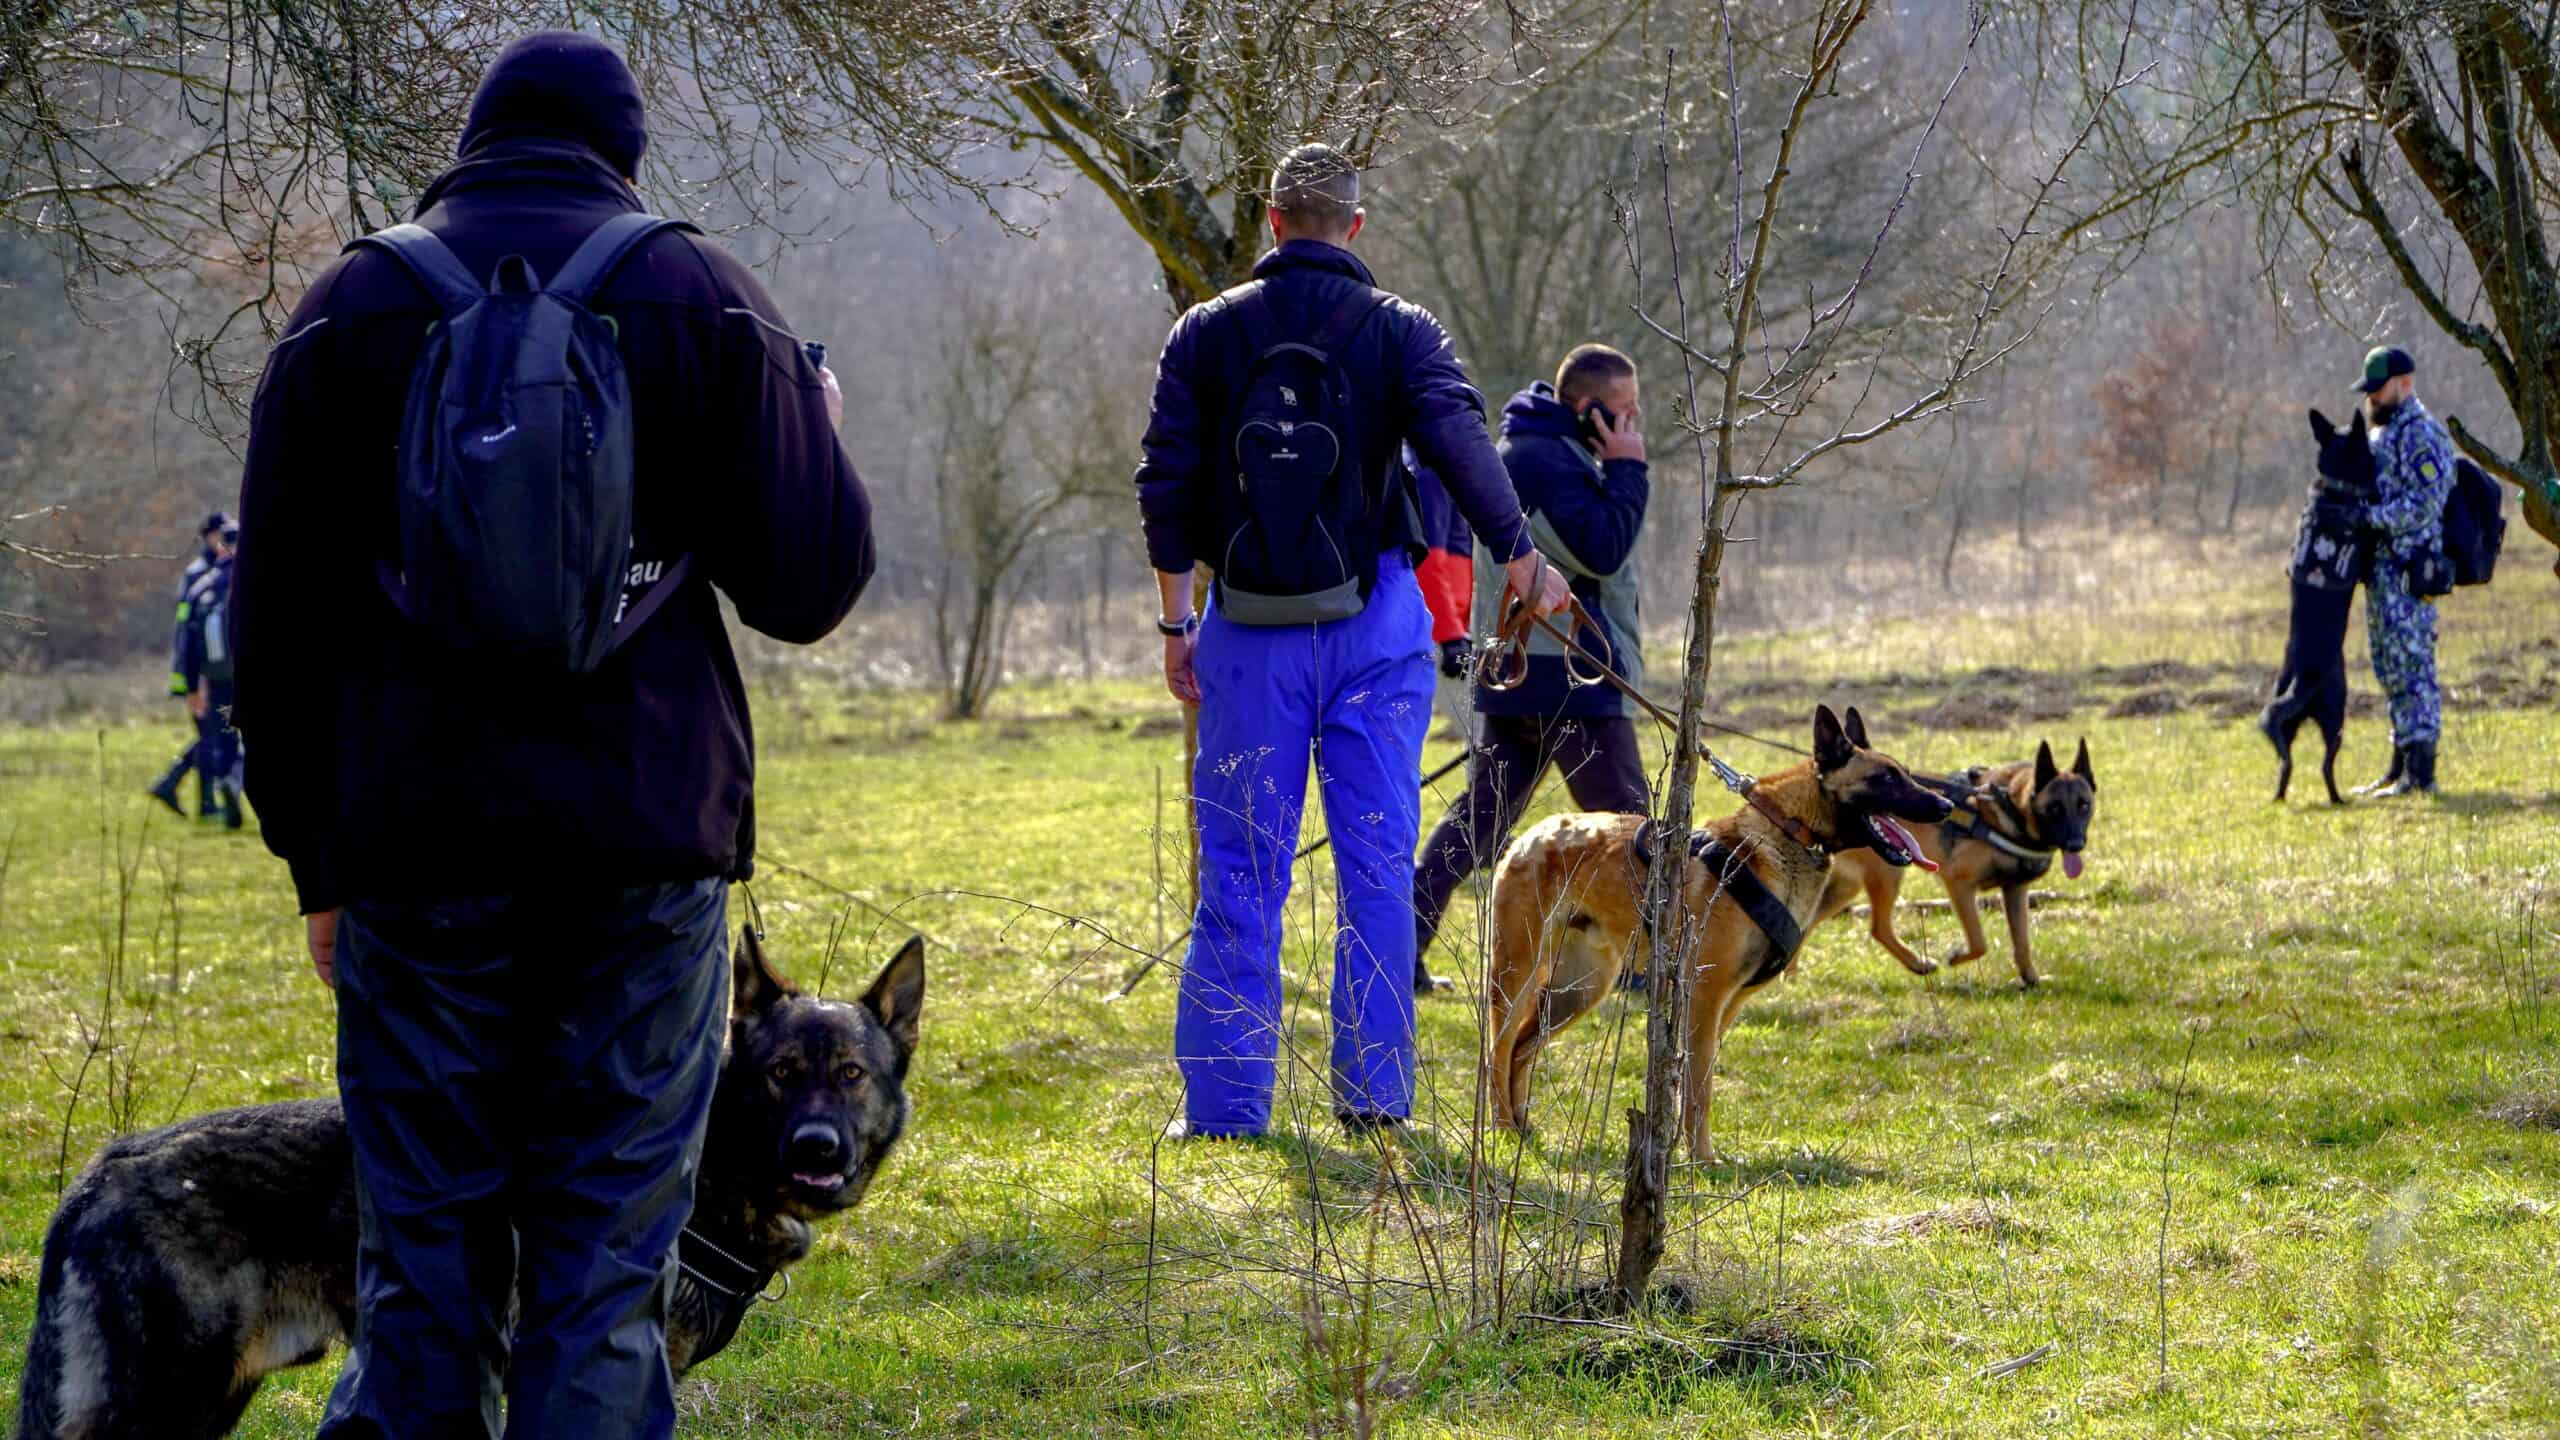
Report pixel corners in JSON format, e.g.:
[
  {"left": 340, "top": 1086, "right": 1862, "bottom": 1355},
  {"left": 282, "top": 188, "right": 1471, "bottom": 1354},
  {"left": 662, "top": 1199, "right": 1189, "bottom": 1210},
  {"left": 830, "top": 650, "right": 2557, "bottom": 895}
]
[
  {"left": 2063, "top": 852, "right": 2085, "bottom": 880},
  {"left": 1875, "top": 817, "right": 1936, "bottom": 872}
]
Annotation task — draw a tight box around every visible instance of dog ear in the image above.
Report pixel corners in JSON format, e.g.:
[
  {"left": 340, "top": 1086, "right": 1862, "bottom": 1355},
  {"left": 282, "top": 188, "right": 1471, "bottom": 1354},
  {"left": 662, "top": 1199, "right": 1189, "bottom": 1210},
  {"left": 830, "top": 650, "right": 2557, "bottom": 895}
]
[
  {"left": 2072, "top": 736, "right": 2096, "bottom": 790},
  {"left": 1813, "top": 704, "right": 1854, "bottom": 772},
  {"left": 2308, "top": 408, "right": 2333, "bottom": 443},
  {"left": 861, "top": 935, "right": 926, "bottom": 1070},
  {"left": 1844, "top": 705, "right": 1872, "bottom": 750},
  {"left": 732, "top": 925, "right": 798, "bottom": 1018},
  {"left": 2034, "top": 739, "right": 2060, "bottom": 793}
]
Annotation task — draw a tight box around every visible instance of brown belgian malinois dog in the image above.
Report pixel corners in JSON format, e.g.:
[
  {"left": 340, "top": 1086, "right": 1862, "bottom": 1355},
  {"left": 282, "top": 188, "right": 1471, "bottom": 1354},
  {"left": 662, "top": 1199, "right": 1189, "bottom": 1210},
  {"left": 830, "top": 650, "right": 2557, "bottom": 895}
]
[
  {"left": 1814, "top": 739, "right": 2095, "bottom": 987},
  {"left": 1482, "top": 704, "right": 1952, "bottom": 1162}
]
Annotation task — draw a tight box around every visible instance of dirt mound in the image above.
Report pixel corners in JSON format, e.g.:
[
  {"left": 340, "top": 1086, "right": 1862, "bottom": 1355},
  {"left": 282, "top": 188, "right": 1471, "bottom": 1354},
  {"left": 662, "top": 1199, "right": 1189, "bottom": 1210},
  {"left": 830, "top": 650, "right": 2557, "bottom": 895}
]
[
  {"left": 2094, "top": 659, "right": 2216, "bottom": 688},
  {"left": 2188, "top": 686, "right": 2263, "bottom": 721},
  {"left": 2105, "top": 686, "right": 2184, "bottom": 718}
]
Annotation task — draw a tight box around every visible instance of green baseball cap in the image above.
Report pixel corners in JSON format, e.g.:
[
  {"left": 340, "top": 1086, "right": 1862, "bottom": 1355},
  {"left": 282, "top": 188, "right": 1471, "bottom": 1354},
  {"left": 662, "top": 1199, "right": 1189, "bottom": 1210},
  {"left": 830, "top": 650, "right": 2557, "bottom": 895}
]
[{"left": 2355, "top": 345, "right": 2414, "bottom": 394}]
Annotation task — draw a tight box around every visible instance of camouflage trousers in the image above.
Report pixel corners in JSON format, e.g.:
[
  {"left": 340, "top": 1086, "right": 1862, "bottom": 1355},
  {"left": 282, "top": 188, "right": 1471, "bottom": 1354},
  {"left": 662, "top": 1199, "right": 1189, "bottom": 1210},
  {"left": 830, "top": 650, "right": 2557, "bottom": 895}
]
[{"left": 2365, "top": 565, "right": 2441, "bottom": 745}]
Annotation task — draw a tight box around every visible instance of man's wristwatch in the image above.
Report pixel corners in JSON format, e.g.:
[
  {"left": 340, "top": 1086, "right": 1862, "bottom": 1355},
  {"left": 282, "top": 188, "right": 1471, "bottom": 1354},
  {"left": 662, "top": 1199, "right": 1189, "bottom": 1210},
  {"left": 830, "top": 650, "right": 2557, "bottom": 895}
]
[{"left": 1155, "top": 613, "right": 1199, "bottom": 637}]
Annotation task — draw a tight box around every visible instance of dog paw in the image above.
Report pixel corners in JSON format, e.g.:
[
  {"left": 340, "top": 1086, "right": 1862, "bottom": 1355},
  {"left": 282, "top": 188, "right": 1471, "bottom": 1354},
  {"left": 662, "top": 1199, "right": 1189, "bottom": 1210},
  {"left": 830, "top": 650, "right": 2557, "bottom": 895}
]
[
  {"left": 1943, "top": 949, "right": 1982, "bottom": 968},
  {"left": 1900, "top": 957, "right": 1939, "bottom": 976}
]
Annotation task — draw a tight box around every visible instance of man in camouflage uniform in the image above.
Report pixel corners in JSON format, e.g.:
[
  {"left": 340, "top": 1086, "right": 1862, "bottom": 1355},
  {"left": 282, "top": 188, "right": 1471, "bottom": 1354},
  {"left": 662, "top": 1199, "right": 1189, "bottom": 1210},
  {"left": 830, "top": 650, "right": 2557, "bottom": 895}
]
[{"left": 2352, "top": 346, "right": 2453, "bottom": 798}]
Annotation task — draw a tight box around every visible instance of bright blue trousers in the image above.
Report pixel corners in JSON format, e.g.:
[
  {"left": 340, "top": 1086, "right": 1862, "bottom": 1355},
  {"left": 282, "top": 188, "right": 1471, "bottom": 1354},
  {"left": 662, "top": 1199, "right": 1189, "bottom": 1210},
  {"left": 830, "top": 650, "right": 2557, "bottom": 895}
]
[{"left": 1175, "top": 556, "right": 1434, "bottom": 1135}]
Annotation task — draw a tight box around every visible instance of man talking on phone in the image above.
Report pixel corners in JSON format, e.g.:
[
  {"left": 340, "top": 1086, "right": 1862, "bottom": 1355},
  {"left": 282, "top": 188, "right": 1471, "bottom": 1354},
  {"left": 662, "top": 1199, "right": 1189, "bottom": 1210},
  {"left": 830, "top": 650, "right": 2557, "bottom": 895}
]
[{"left": 1410, "top": 344, "right": 1653, "bottom": 993}]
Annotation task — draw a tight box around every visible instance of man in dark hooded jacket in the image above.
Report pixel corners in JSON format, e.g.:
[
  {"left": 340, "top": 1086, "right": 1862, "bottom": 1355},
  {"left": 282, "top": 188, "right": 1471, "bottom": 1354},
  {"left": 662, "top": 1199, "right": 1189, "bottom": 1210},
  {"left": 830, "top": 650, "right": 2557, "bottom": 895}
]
[
  {"left": 229, "top": 31, "right": 873, "bottom": 1439},
  {"left": 1410, "top": 345, "right": 1652, "bottom": 990}
]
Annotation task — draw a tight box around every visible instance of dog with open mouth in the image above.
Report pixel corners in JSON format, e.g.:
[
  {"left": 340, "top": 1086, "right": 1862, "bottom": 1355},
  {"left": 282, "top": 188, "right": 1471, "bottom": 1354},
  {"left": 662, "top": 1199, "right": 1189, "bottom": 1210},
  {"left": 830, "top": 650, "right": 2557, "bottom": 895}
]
[
  {"left": 1481, "top": 704, "right": 1951, "bottom": 1163},
  {"left": 1814, "top": 738, "right": 2096, "bottom": 987},
  {"left": 12, "top": 928, "right": 922, "bottom": 1439}
]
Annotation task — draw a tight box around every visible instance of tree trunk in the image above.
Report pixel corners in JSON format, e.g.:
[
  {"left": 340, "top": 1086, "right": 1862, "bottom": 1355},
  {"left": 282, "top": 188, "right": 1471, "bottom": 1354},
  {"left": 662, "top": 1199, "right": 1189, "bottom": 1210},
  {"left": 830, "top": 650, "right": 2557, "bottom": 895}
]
[{"left": 1612, "top": 493, "right": 1731, "bottom": 1307}]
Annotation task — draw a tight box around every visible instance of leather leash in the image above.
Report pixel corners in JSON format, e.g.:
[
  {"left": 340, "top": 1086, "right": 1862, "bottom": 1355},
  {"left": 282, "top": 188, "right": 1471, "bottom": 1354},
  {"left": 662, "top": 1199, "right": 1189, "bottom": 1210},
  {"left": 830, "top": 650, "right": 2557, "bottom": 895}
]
[
  {"left": 1477, "top": 584, "right": 1826, "bottom": 852},
  {"left": 1476, "top": 586, "right": 1812, "bottom": 760}
]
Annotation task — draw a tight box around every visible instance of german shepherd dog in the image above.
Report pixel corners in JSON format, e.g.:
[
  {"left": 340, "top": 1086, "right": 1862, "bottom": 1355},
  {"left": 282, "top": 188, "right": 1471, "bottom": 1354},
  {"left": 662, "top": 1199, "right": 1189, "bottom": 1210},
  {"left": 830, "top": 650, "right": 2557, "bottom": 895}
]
[
  {"left": 12, "top": 929, "right": 924, "bottom": 1440},
  {"left": 1483, "top": 705, "right": 1951, "bottom": 1162},
  {"left": 1815, "top": 740, "right": 2095, "bottom": 987},
  {"left": 2259, "top": 408, "right": 2378, "bottom": 804}
]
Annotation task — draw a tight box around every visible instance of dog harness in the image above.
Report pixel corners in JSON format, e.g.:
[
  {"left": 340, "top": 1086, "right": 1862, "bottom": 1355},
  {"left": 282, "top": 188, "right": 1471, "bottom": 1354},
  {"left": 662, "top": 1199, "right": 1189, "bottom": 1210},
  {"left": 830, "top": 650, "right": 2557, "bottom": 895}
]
[
  {"left": 1631, "top": 822, "right": 1806, "bottom": 988},
  {"left": 677, "top": 1223, "right": 784, "bottom": 1360},
  {"left": 1920, "top": 772, "right": 2054, "bottom": 880}
]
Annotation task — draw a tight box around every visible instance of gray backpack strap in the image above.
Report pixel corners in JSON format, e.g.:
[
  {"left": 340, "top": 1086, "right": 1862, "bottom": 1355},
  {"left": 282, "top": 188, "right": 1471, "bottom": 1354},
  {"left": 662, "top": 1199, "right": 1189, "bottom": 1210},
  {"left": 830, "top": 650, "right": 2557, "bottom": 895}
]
[
  {"left": 548, "top": 213, "right": 702, "bottom": 304},
  {"left": 603, "top": 554, "right": 696, "bottom": 654},
  {"left": 345, "top": 224, "right": 484, "bottom": 315}
]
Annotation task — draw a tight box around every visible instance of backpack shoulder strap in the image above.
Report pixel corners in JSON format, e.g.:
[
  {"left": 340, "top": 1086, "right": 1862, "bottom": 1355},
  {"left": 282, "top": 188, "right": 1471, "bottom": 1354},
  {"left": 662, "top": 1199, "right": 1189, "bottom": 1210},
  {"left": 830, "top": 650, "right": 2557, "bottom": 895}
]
[
  {"left": 1223, "top": 280, "right": 1284, "bottom": 359},
  {"left": 345, "top": 224, "right": 483, "bottom": 316},
  {"left": 549, "top": 213, "right": 704, "bottom": 304},
  {"left": 1306, "top": 282, "right": 1390, "bottom": 359}
]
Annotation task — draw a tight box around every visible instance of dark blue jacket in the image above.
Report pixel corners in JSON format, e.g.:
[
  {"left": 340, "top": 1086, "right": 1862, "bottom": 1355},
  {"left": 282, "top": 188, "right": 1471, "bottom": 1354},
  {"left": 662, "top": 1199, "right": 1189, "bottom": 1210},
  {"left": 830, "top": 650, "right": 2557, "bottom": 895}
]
[
  {"left": 174, "top": 551, "right": 232, "bottom": 693},
  {"left": 1473, "top": 384, "right": 1649, "bottom": 719},
  {"left": 1134, "top": 241, "right": 1531, "bottom": 579},
  {"left": 232, "top": 113, "right": 873, "bottom": 913},
  {"left": 167, "top": 547, "right": 215, "bottom": 695}
]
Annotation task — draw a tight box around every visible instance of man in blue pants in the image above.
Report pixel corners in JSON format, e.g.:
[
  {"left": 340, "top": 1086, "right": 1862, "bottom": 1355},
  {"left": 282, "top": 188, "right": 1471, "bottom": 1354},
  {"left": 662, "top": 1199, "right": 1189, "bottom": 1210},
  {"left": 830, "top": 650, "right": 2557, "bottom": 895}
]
[{"left": 1136, "top": 144, "right": 1567, "bottom": 1138}]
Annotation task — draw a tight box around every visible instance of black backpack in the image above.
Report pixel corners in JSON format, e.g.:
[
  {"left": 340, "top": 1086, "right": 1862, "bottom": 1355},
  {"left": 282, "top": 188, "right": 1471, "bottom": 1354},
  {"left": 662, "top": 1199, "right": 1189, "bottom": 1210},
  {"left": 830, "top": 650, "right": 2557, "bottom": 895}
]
[
  {"left": 1211, "top": 279, "right": 1391, "bottom": 625},
  {"left": 2443, "top": 456, "right": 2506, "bottom": 587},
  {"left": 346, "top": 212, "right": 700, "bottom": 673}
]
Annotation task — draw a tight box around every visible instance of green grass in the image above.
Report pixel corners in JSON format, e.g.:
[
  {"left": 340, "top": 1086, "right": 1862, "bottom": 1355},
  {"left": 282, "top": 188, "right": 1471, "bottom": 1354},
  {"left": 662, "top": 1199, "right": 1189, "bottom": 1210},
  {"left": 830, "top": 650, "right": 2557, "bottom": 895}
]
[{"left": 3, "top": 560, "right": 2557, "bottom": 1438}]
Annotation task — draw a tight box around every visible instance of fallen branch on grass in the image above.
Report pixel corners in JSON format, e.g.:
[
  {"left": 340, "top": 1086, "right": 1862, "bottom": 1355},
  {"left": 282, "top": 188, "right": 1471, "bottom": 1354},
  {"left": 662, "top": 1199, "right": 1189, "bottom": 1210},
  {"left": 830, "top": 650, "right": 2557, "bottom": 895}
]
[
  {"left": 1848, "top": 890, "right": 2071, "bottom": 918},
  {"left": 1973, "top": 1342, "right": 2056, "bottom": 1381}
]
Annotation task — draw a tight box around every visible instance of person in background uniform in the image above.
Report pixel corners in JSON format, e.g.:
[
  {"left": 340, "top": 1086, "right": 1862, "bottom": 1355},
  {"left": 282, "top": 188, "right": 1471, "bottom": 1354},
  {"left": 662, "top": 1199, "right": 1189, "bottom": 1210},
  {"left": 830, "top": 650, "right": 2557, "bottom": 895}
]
[
  {"left": 229, "top": 32, "right": 873, "bottom": 1440},
  {"left": 1405, "top": 447, "right": 1476, "bottom": 741},
  {"left": 174, "top": 518, "right": 245, "bottom": 829},
  {"left": 1410, "top": 345, "right": 1653, "bottom": 993},
  {"left": 1138, "top": 143, "right": 1568, "bottom": 1141},
  {"left": 2351, "top": 345, "right": 2454, "bottom": 798},
  {"left": 147, "top": 512, "right": 232, "bottom": 819}
]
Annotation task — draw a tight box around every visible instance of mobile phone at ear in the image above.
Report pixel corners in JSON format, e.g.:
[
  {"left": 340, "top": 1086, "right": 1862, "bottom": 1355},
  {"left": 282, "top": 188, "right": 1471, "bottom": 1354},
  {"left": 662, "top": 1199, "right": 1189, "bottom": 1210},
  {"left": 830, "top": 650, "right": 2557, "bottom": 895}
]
[{"left": 1579, "top": 402, "right": 1617, "bottom": 446}]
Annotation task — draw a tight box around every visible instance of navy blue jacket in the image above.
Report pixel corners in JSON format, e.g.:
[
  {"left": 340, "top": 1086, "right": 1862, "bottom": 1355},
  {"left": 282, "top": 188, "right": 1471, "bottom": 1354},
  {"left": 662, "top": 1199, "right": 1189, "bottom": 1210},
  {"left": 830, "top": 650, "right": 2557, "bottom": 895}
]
[
  {"left": 1134, "top": 241, "right": 1531, "bottom": 579},
  {"left": 231, "top": 137, "right": 874, "bottom": 914},
  {"left": 174, "top": 552, "right": 232, "bottom": 693},
  {"left": 1473, "top": 384, "right": 1649, "bottom": 719},
  {"left": 167, "top": 547, "right": 215, "bottom": 695}
]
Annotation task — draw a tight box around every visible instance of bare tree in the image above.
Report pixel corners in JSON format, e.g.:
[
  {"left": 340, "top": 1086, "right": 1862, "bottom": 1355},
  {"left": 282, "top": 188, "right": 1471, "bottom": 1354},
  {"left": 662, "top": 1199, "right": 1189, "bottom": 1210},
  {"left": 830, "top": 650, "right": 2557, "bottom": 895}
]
[
  {"left": 2032, "top": 0, "right": 2560, "bottom": 570},
  {"left": 1604, "top": 0, "right": 2137, "bottom": 1309},
  {"left": 926, "top": 288, "right": 1132, "bottom": 719}
]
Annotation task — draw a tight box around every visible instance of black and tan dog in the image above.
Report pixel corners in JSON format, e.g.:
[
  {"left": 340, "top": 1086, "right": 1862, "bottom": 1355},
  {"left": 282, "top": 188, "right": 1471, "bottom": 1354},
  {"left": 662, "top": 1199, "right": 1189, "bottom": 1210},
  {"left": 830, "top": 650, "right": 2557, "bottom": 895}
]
[
  {"left": 12, "top": 929, "right": 923, "bottom": 1440},
  {"left": 1483, "top": 705, "right": 1951, "bottom": 1162},
  {"left": 1814, "top": 739, "right": 2095, "bottom": 986},
  {"left": 2259, "top": 408, "right": 2378, "bottom": 805}
]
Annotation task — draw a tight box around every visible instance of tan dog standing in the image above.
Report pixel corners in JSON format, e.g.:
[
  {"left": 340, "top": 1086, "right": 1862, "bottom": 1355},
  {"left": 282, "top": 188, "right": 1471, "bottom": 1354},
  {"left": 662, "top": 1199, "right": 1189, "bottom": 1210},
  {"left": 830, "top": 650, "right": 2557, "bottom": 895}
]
[
  {"left": 1482, "top": 705, "right": 1951, "bottom": 1162},
  {"left": 1815, "top": 739, "right": 2096, "bottom": 986}
]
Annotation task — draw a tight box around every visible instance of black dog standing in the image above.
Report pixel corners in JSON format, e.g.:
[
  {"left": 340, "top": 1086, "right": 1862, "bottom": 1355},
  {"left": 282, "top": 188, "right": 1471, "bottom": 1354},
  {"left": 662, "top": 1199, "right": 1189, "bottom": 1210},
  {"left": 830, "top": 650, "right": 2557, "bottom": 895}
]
[{"left": 2259, "top": 408, "right": 2377, "bottom": 803}]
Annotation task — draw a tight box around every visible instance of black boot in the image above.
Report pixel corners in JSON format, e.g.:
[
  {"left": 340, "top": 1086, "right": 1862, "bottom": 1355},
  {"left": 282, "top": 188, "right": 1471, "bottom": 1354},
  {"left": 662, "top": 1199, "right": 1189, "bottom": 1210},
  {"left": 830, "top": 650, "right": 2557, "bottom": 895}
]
[
  {"left": 219, "top": 780, "right": 245, "bottom": 831},
  {"left": 146, "top": 762, "right": 189, "bottom": 817},
  {"left": 197, "top": 768, "right": 220, "bottom": 821},
  {"left": 2352, "top": 743, "right": 2407, "bottom": 798},
  {"left": 2378, "top": 741, "right": 2436, "bottom": 797}
]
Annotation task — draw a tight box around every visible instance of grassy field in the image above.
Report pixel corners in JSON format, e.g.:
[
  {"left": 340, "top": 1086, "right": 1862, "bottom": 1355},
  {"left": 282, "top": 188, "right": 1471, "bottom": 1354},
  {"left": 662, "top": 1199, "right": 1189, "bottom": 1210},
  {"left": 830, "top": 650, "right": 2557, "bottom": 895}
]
[{"left": 2, "top": 550, "right": 2556, "bottom": 1437}]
